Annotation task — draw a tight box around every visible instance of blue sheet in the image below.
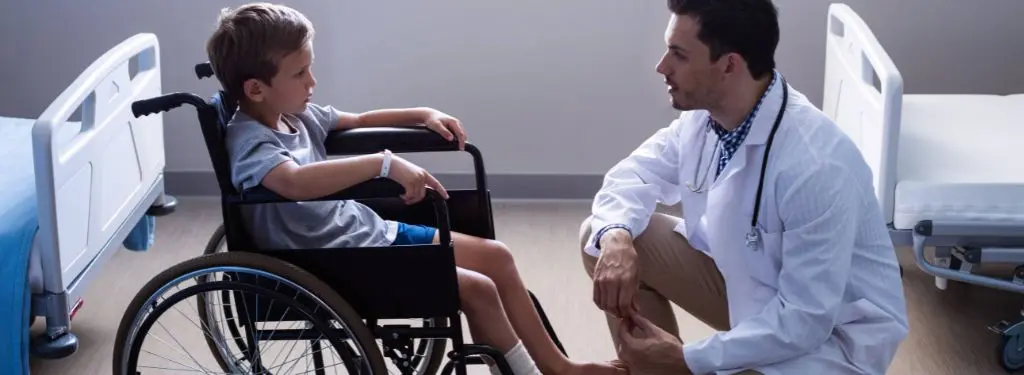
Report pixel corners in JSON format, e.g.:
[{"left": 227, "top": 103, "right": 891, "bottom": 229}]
[
  {"left": 0, "top": 115, "right": 41, "bottom": 375},
  {"left": 0, "top": 116, "right": 157, "bottom": 373}
]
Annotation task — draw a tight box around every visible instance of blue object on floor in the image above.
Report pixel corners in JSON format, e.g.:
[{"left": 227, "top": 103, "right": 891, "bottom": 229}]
[{"left": 123, "top": 215, "right": 156, "bottom": 251}]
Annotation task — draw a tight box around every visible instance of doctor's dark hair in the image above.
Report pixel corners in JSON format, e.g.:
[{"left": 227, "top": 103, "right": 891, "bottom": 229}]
[
  {"left": 205, "top": 3, "right": 315, "bottom": 99},
  {"left": 668, "top": 0, "right": 779, "bottom": 79}
]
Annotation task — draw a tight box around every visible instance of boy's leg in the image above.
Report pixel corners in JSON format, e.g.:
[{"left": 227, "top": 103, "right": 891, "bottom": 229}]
[
  {"left": 457, "top": 267, "right": 542, "bottom": 375},
  {"left": 433, "top": 231, "right": 625, "bottom": 375}
]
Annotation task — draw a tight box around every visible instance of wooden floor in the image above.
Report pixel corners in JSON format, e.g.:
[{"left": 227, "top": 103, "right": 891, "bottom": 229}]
[{"left": 28, "top": 197, "right": 1021, "bottom": 374}]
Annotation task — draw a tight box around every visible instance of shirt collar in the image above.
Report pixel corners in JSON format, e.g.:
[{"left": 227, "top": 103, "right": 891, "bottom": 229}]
[{"left": 706, "top": 71, "right": 780, "bottom": 138}]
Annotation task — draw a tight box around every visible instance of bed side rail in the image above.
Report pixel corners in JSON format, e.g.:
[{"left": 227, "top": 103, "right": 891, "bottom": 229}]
[{"left": 822, "top": 4, "right": 903, "bottom": 224}]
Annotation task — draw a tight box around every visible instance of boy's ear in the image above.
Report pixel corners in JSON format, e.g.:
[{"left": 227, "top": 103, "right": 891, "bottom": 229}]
[{"left": 242, "top": 78, "right": 266, "bottom": 102}]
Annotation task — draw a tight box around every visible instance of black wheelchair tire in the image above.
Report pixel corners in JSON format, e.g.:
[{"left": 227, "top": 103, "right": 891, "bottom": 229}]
[
  {"left": 200, "top": 223, "right": 450, "bottom": 374},
  {"left": 196, "top": 223, "right": 243, "bottom": 373},
  {"left": 112, "top": 250, "right": 388, "bottom": 375}
]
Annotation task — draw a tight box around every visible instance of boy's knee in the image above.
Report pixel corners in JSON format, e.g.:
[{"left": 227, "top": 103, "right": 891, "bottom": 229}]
[
  {"left": 458, "top": 270, "right": 500, "bottom": 306},
  {"left": 485, "top": 240, "right": 514, "bottom": 265}
]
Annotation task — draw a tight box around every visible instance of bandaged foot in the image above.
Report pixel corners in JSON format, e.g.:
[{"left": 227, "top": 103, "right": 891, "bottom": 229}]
[{"left": 488, "top": 341, "right": 541, "bottom": 375}]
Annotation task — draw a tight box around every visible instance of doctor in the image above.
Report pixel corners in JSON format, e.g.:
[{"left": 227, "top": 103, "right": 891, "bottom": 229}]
[{"left": 579, "top": 1, "right": 909, "bottom": 374}]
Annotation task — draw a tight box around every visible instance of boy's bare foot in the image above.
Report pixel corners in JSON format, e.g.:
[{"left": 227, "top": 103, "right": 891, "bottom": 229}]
[{"left": 562, "top": 360, "right": 629, "bottom": 375}]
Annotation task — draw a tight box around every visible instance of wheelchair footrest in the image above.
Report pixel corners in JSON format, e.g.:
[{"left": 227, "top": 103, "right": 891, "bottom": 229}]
[{"left": 441, "top": 344, "right": 514, "bottom": 375}]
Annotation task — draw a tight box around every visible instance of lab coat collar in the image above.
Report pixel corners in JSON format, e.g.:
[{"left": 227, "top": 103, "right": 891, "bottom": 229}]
[
  {"left": 710, "top": 71, "right": 787, "bottom": 187},
  {"left": 741, "top": 71, "right": 787, "bottom": 147}
]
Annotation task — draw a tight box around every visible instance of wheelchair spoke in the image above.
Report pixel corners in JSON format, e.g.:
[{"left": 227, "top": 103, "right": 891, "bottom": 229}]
[{"left": 153, "top": 320, "right": 216, "bottom": 374}]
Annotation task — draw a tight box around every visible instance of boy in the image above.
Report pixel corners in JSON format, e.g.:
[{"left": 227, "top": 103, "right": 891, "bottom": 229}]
[{"left": 206, "top": 3, "right": 627, "bottom": 375}]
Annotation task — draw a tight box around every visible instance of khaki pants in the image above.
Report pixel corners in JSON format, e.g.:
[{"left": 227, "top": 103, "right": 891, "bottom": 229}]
[{"left": 580, "top": 213, "right": 762, "bottom": 375}]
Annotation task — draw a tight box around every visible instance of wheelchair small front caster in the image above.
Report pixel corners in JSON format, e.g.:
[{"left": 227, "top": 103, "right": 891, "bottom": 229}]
[{"left": 30, "top": 330, "right": 79, "bottom": 359}]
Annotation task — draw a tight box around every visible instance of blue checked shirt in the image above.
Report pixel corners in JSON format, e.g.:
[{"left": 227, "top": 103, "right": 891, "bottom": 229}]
[{"left": 708, "top": 71, "right": 779, "bottom": 176}]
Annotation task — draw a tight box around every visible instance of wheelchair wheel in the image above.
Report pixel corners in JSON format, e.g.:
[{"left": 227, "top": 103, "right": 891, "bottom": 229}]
[
  {"left": 113, "top": 251, "right": 387, "bottom": 374},
  {"left": 199, "top": 224, "right": 449, "bottom": 374}
]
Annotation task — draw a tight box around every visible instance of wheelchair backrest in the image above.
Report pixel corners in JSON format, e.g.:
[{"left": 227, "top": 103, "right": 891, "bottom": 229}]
[{"left": 193, "top": 62, "right": 263, "bottom": 251}]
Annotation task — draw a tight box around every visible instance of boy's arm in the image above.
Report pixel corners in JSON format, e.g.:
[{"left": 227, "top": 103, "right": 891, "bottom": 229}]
[
  {"left": 334, "top": 108, "right": 431, "bottom": 130},
  {"left": 262, "top": 154, "right": 385, "bottom": 201},
  {"left": 332, "top": 106, "right": 467, "bottom": 150}
]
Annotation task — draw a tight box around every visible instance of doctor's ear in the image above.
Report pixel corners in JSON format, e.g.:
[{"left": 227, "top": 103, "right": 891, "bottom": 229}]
[{"left": 720, "top": 53, "right": 747, "bottom": 76}]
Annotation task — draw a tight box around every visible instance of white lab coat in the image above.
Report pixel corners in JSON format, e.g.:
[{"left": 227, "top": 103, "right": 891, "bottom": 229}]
[{"left": 586, "top": 78, "right": 909, "bottom": 375}]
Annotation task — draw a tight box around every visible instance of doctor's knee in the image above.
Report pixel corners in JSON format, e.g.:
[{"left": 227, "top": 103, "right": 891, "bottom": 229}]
[{"left": 578, "top": 215, "right": 595, "bottom": 252}]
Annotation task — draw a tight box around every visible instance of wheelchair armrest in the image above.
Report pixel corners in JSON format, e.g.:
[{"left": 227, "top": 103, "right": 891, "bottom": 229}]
[
  {"left": 233, "top": 178, "right": 407, "bottom": 204},
  {"left": 230, "top": 178, "right": 454, "bottom": 245},
  {"left": 324, "top": 126, "right": 460, "bottom": 155}
]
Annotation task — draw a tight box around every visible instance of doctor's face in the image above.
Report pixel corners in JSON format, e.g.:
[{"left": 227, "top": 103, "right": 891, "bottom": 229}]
[{"left": 655, "top": 14, "right": 726, "bottom": 111}]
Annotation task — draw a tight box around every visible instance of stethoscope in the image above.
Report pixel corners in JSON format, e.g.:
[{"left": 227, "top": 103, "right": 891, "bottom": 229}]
[{"left": 685, "top": 76, "right": 788, "bottom": 251}]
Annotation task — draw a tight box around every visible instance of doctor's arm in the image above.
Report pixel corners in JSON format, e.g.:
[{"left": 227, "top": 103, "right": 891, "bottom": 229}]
[
  {"left": 587, "top": 116, "right": 688, "bottom": 253},
  {"left": 681, "top": 161, "right": 860, "bottom": 374}
]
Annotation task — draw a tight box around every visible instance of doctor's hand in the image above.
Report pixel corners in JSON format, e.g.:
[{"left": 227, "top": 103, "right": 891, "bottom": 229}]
[
  {"left": 617, "top": 314, "right": 693, "bottom": 375},
  {"left": 593, "top": 228, "right": 640, "bottom": 318}
]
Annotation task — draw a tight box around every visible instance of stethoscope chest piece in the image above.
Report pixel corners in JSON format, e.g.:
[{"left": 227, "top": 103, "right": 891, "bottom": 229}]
[{"left": 745, "top": 227, "right": 761, "bottom": 251}]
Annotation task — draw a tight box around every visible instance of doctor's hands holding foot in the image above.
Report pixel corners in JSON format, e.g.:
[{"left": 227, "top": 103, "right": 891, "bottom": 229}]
[{"left": 617, "top": 315, "right": 693, "bottom": 375}]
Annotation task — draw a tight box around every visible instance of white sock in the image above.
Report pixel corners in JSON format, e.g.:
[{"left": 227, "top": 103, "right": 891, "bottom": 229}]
[{"left": 488, "top": 341, "right": 542, "bottom": 375}]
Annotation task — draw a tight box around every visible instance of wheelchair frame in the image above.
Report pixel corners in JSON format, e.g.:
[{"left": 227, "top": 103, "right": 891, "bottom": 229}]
[{"left": 119, "top": 62, "right": 568, "bottom": 374}]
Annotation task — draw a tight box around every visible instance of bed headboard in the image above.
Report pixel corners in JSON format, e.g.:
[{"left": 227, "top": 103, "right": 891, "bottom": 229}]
[
  {"left": 31, "top": 33, "right": 163, "bottom": 295},
  {"left": 822, "top": 3, "right": 903, "bottom": 225}
]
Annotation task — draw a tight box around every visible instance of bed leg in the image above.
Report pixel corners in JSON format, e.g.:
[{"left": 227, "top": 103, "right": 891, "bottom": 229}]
[
  {"left": 147, "top": 193, "right": 178, "bottom": 216},
  {"left": 29, "top": 292, "right": 79, "bottom": 359}
]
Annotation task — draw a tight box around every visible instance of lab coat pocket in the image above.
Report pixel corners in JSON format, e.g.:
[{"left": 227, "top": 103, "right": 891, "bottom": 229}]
[{"left": 742, "top": 230, "right": 783, "bottom": 290}]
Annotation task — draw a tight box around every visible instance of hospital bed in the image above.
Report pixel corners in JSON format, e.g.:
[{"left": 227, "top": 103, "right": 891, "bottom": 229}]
[
  {"left": 823, "top": 4, "right": 1024, "bottom": 371},
  {"left": 0, "top": 32, "right": 176, "bottom": 371}
]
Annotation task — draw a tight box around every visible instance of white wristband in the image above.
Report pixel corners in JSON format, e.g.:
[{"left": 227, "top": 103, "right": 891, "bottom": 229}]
[{"left": 379, "top": 149, "right": 392, "bottom": 178}]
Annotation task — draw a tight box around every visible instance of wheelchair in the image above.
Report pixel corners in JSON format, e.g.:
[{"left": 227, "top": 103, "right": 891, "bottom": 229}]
[{"left": 111, "top": 62, "right": 567, "bottom": 375}]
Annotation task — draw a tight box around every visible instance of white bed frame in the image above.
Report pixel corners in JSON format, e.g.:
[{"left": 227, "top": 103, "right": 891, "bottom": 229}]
[
  {"left": 823, "top": 3, "right": 1024, "bottom": 368},
  {"left": 29, "top": 32, "right": 176, "bottom": 359}
]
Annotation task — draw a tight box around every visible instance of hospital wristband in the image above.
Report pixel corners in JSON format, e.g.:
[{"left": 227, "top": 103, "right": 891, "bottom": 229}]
[
  {"left": 379, "top": 149, "right": 392, "bottom": 178},
  {"left": 594, "top": 224, "right": 632, "bottom": 250}
]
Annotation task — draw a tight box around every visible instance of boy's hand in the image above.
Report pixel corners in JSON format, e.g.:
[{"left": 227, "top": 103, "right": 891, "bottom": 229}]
[
  {"left": 387, "top": 155, "right": 449, "bottom": 204},
  {"left": 421, "top": 108, "right": 467, "bottom": 150}
]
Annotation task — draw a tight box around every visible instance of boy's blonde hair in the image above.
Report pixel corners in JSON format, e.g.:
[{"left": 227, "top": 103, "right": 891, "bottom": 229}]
[{"left": 206, "top": 3, "right": 315, "bottom": 99}]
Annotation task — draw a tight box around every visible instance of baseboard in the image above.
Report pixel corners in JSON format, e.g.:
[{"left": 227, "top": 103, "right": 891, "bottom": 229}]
[{"left": 165, "top": 171, "right": 605, "bottom": 200}]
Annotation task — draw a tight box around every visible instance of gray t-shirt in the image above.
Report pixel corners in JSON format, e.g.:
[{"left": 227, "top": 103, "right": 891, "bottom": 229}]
[{"left": 224, "top": 103, "right": 398, "bottom": 250}]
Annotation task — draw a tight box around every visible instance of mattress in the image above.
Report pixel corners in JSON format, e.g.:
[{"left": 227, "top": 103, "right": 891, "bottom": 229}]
[
  {"left": 0, "top": 116, "right": 80, "bottom": 296},
  {"left": 893, "top": 94, "right": 1024, "bottom": 229},
  {"left": 0, "top": 115, "right": 49, "bottom": 369}
]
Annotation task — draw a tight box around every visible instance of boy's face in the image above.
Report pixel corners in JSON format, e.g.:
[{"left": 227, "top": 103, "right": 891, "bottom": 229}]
[{"left": 244, "top": 42, "right": 317, "bottom": 114}]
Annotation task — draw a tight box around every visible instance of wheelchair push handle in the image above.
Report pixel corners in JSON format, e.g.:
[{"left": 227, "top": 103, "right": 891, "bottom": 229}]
[
  {"left": 195, "top": 62, "right": 214, "bottom": 80},
  {"left": 131, "top": 93, "right": 208, "bottom": 118}
]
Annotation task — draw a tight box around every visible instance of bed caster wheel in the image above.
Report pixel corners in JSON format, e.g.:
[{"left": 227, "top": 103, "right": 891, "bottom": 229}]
[
  {"left": 147, "top": 195, "right": 178, "bottom": 216},
  {"left": 999, "top": 333, "right": 1024, "bottom": 372},
  {"left": 991, "top": 320, "right": 1024, "bottom": 372},
  {"left": 29, "top": 331, "right": 78, "bottom": 359}
]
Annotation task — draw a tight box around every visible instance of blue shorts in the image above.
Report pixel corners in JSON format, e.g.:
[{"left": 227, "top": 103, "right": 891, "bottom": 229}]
[{"left": 391, "top": 222, "right": 437, "bottom": 245}]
